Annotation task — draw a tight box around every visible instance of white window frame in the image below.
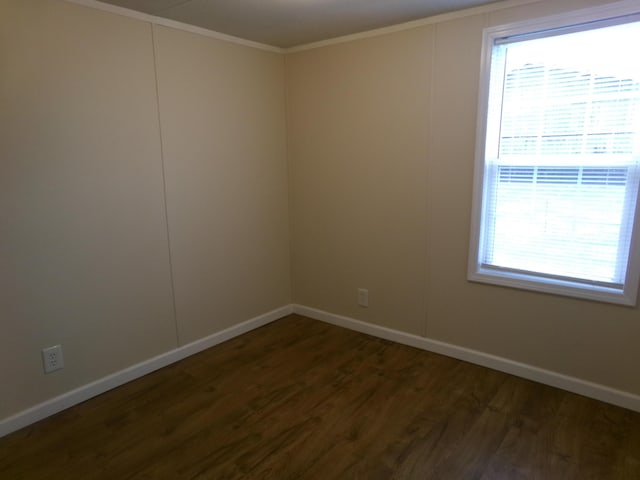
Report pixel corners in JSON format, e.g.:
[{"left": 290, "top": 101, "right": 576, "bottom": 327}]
[{"left": 468, "top": 0, "right": 640, "bottom": 306}]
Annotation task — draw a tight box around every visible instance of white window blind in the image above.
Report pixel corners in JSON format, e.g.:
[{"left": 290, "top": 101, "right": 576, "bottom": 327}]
[{"left": 470, "top": 9, "right": 640, "bottom": 304}]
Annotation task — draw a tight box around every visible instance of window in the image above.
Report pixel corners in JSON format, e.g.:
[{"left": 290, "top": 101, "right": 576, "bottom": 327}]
[{"left": 468, "top": 2, "right": 640, "bottom": 305}]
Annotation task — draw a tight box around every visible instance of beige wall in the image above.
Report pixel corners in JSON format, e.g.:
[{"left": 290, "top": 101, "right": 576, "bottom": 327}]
[
  {"left": 153, "top": 26, "right": 290, "bottom": 344},
  {"left": 286, "top": 27, "right": 433, "bottom": 335},
  {"left": 0, "top": 0, "right": 290, "bottom": 420},
  {"left": 3, "top": 0, "right": 638, "bottom": 425},
  {"left": 286, "top": 0, "right": 640, "bottom": 396}
]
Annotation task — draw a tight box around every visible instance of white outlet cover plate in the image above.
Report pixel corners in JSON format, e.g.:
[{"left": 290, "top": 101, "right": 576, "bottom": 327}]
[
  {"left": 357, "top": 288, "right": 369, "bottom": 307},
  {"left": 42, "top": 345, "right": 64, "bottom": 373}
]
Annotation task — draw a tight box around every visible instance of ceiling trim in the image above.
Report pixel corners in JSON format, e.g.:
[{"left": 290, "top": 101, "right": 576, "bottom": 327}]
[
  {"left": 64, "top": 0, "right": 285, "bottom": 53},
  {"left": 285, "top": 0, "right": 543, "bottom": 53},
  {"left": 64, "top": 0, "right": 545, "bottom": 54}
]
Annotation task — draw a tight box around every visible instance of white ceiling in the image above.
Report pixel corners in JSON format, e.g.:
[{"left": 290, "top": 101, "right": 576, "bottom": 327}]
[{"left": 97, "top": 0, "right": 502, "bottom": 48}]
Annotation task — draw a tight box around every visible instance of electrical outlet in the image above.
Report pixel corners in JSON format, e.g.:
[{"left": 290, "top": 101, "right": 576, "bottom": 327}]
[
  {"left": 357, "top": 288, "right": 369, "bottom": 307},
  {"left": 42, "top": 345, "right": 64, "bottom": 373}
]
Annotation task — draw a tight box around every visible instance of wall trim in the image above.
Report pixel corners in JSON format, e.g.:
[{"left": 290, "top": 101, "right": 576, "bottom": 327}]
[
  {"left": 64, "top": 0, "right": 543, "bottom": 55},
  {"left": 0, "top": 305, "right": 293, "bottom": 439},
  {"left": 4, "top": 302, "right": 639, "bottom": 437},
  {"left": 64, "top": 0, "right": 284, "bottom": 53},
  {"left": 292, "top": 304, "right": 640, "bottom": 413},
  {"left": 285, "top": 0, "right": 543, "bottom": 53}
]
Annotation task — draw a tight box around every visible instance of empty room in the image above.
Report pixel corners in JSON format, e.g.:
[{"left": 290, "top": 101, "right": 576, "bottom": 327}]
[{"left": 1, "top": 0, "right": 640, "bottom": 477}]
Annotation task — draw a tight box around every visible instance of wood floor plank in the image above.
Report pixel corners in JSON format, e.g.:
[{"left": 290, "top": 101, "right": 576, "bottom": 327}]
[{"left": 1, "top": 314, "right": 639, "bottom": 479}]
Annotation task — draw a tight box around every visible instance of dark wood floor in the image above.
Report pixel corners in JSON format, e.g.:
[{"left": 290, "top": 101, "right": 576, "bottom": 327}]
[{"left": 1, "top": 314, "right": 639, "bottom": 479}]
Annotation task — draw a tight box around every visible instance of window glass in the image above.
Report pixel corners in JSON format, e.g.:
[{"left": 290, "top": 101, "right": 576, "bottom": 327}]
[{"left": 469, "top": 11, "right": 640, "bottom": 305}]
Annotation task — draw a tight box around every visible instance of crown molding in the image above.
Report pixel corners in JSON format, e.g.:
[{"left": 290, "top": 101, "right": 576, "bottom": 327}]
[
  {"left": 65, "top": 0, "right": 544, "bottom": 54},
  {"left": 286, "top": 0, "right": 543, "bottom": 53},
  {"left": 64, "top": 0, "right": 284, "bottom": 53}
]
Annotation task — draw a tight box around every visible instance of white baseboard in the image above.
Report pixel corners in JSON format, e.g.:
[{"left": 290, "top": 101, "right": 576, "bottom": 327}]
[
  {"left": 4, "top": 302, "right": 638, "bottom": 438},
  {"left": 293, "top": 304, "right": 640, "bottom": 413},
  {"left": 0, "top": 305, "right": 293, "bottom": 438}
]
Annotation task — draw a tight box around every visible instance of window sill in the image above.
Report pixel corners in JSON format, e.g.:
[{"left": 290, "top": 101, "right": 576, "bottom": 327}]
[{"left": 467, "top": 267, "right": 636, "bottom": 306}]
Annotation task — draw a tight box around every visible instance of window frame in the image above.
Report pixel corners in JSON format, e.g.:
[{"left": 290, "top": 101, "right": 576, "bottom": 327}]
[{"left": 468, "top": 0, "right": 640, "bottom": 306}]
